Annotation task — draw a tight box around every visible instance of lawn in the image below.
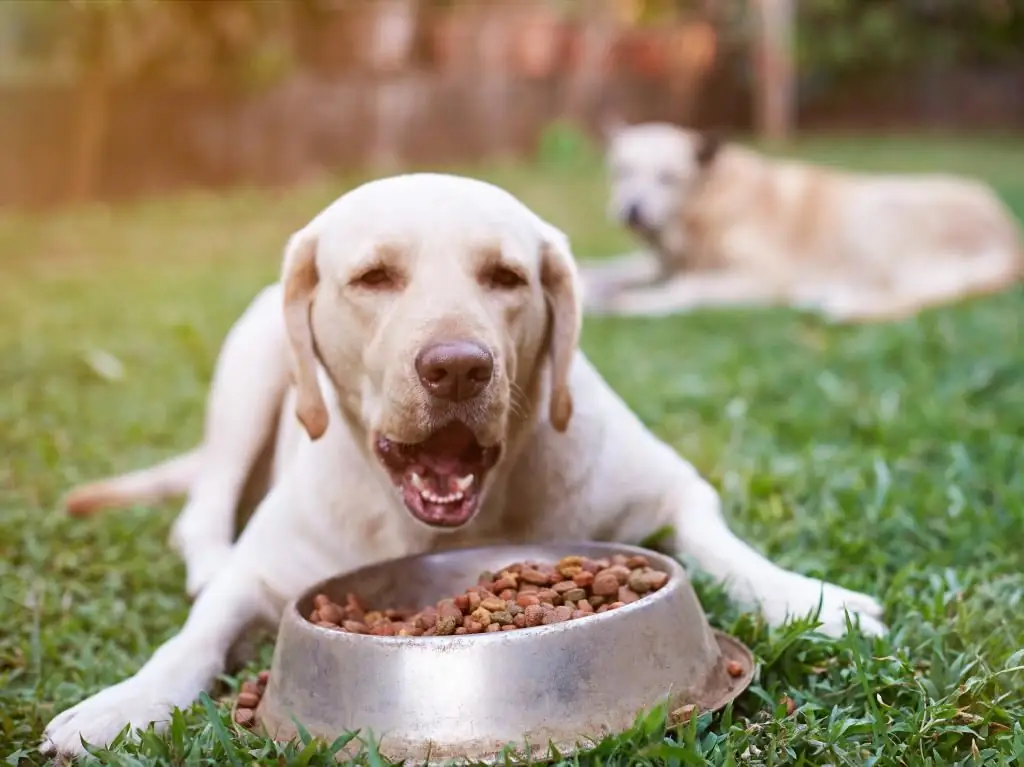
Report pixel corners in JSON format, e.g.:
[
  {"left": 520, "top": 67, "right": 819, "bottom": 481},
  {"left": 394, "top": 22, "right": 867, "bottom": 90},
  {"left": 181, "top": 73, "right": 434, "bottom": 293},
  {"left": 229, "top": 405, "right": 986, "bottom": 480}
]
[{"left": 2, "top": 135, "right": 1024, "bottom": 765}]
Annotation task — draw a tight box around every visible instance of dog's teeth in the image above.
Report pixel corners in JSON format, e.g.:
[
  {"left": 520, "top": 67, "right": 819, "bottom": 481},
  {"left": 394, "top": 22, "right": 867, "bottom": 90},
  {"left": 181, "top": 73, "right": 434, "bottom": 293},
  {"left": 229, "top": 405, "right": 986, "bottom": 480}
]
[
  {"left": 454, "top": 474, "right": 474, "bottom": 492},
  {"left": 409, "top": 472, "right": 426, "bottom": 491},
  {"left": 419, "top": 489, "right": 465, "bottom": 505}
]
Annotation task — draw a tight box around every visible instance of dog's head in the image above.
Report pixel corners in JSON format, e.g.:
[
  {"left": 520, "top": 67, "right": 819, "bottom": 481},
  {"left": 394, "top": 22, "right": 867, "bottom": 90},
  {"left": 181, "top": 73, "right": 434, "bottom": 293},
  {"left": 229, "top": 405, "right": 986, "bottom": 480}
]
[
  {"left": 281, "top": 173, "right": 581, "bottom": 531},
  {"left": 603, "top": 121, "right": 722, "bottom": 240}
]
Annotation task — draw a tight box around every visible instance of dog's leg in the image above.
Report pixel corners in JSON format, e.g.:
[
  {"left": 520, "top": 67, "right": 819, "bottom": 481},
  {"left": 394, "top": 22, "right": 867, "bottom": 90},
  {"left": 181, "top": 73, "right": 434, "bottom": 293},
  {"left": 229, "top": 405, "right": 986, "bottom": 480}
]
[
  {"left": 40, "top": 556, "right": 275, "bottom": 757},
  {"left": 593, "top": 272, "right": 784, "bottom": 317},
  {"left": 170, "top": 284, "right": 291, "bottom": 597},
  {"left": 616, "top": 466, "right": 886, "bottom": 637},
  {"left": 814, "top": 252, "right": 1022, "bottom": 324},
  {"left": 63, "top": 449, "right": 203, "bottom": 516},
  {"left": 578, "top": 250, "right": 661, "bottom": 311},
  {"left": 40, "top": 466, "right": 350, "bottom": 757}
]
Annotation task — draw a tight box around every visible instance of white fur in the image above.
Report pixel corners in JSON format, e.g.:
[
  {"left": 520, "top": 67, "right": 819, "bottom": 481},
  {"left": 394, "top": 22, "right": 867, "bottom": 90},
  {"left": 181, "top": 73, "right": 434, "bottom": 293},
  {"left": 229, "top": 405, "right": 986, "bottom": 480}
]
[{"left": 44, "top": 173, "right": 884, "bottom": 756}]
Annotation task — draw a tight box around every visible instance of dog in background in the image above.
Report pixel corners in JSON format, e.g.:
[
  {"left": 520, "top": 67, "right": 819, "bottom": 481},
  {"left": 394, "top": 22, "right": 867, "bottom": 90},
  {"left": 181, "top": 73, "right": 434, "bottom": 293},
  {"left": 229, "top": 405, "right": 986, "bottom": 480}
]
[{"left": 581, "top": 121, "right": 1023, "bottom": 323}]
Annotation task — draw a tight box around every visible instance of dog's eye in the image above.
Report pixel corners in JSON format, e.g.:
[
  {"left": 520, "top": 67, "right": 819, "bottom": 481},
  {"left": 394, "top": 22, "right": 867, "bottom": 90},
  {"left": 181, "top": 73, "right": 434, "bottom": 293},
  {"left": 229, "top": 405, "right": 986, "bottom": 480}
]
[
  {"left": 354, "top": 268, "right": 395, "bottom": 289},
  {"left": 485, "top": 266, "right": 527, "bottom": 290}
]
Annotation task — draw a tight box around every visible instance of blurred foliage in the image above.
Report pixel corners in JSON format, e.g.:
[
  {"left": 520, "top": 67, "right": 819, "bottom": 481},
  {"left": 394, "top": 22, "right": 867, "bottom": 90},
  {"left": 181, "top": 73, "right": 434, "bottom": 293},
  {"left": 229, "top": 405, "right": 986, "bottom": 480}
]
[
  {"left": 535, "top": 120, "right": 603, "bottom": 170},
  {"left": 2, "top": 0, "right": 296, "bottom": 89},
  {"left": 795, "top": 0, "right": 1024, "bottom": 82}
]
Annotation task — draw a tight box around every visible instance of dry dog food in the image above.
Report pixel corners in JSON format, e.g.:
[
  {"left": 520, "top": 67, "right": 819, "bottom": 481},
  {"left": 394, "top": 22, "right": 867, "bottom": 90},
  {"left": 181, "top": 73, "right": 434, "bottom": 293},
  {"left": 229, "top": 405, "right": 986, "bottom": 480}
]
[
  {"left": 306, "top": 554, "right": 670, "bottom": 637},
  {"left": 234, "top": 670, "right": 269, "bottom": 728}
]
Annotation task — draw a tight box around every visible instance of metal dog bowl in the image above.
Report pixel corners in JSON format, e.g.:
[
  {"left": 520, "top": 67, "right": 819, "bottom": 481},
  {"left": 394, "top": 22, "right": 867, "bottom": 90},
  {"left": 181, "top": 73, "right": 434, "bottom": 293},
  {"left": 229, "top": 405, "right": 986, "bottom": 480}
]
[{"left": 255, "top": 542, "right": 754, "bottom": 764}]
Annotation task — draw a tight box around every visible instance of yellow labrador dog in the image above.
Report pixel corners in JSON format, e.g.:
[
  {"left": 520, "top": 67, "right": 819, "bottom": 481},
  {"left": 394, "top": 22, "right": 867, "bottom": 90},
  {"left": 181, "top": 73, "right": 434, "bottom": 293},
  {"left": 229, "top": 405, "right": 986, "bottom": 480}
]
[
  {"left": 582, "top": 122, "right": 1023, "bottom": 322},
  {"left": 45, "top": 174, "right": 884, "bottom": 756}
]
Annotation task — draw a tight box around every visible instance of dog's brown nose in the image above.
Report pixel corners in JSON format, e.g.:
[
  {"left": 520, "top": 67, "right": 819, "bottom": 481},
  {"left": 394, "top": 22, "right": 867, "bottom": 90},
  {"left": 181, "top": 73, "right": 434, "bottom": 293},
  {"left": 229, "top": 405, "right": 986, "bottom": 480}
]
[{"left": 415, "top": 341, "right": 494, "bottom": 402}]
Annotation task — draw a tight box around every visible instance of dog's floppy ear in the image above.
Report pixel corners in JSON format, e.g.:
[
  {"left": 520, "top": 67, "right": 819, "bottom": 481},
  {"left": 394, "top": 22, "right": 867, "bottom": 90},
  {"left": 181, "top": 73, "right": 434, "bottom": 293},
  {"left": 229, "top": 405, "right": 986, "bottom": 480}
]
[
  {"left": 281, "top": 229, "right": 329, "bottom": 440},
  {"left": 537, "top": 221, "right": 582, "bottom": 433},
  {"left": 695, "top": 131, "right": 723, "bottom": 168}
]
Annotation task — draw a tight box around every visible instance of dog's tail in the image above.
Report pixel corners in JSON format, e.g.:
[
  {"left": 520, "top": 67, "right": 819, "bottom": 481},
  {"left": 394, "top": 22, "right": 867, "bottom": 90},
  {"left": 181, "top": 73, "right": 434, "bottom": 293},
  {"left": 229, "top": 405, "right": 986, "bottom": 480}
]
[{"left": 63, "top": 447, "right": 203, "bottom": 516}]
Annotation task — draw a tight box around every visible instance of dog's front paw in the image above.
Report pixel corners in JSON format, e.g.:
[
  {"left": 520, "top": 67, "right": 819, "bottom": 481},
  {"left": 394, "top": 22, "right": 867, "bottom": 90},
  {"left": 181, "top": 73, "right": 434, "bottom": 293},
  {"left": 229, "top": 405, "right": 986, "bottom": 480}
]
[
  {"left": 41, "top": 675, "right": 183, "bottom": 756},
  {"left": 757, "top": 573, "right": 886, "bottom": 638}
]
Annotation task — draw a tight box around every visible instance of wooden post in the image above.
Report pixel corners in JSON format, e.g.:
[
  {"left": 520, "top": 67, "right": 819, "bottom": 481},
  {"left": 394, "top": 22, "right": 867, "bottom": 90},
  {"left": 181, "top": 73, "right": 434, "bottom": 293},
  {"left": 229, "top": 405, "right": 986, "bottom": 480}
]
[
  {"left": 68, "top": 3, "right": 112, "bottom": 202},
  {"left": 753, "top": 0, "right": 795, "bottom": 143}
]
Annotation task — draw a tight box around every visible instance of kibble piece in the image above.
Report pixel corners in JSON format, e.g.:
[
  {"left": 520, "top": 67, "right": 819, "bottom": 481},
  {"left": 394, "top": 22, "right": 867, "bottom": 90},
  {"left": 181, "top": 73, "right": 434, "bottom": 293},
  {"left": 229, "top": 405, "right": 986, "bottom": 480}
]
[
  {"left": 237, "top": 691, "right": 260, "bottom": 708},
  {"left": 626, "top": 555, "right": 650, "bottom": 569},
  {"left": 726, "top": 660, "right": 744, "bottom": 678},
  {"left": 492, "top": 576, "right": 517, "bottom": 591},
  {"left": 606, "top": 600, "right": 626, "bottom": 610},
  {"left": 627, "top": 570, "right": 651, "bottom": 595},
  {"left": 516, "top": 592, "right": 539, "bottom": 608},
  {"left": 608, "top": 565, "right": 631, "bottom": 584},
  {"left": 454, "top": 627, "right": 468, "bottom": 635},
  {"left": 313, "top": 594, "right": 331, "bottom": 610},
  {"left": 537, "top": 588, "right": 560, "bottom": 605},
  {"left": 480, "top": 596, "right": 505, "bottom": 612},
  {"left": 342, "top": 620, "right": 369, "bottom": 634},
  {"left": 485, "top": 623, "right": 501, "bottom": 633},
  {"left": 513, "top": 613, "right": 528, "bottom": 628},
  {"left": 234, "top": 708, "right": 255, "bottom": 727},
  {"left": 573, "top": 570, "right": 595, "bottom": 588},
  {"left": 435, "top": 616, "right": 459, "bottom": 636},
  {"left": 592, "top": 571, "right": 620, "bottom": 596},
  {"left": 524, "top": 604, "right": 545, "bottom": 626},
  {"left": 320, "top": 602, "right": 346, "bottom": 624},
  {"left": 642, "top": 570, "right": 670, "bottom": 591},
  {"left": 491, "top": 610, "right": 513, "bottom": 626},
  {"left": 520, "top": 568, "right": 550, "bottom": 585},
  {"left": 371, "top": 622, "right": 395, "bottom": 636},
  {"left": 618, "top": 586, "right": 640, "bottom": 604},
  {"left": 562, "top": 587, "right": 586, "bottom": 604},
  {"left": 438, "top": 600, "right": 463, "bottom": 620},
  {"left": 257, "top": 670, "right": 270, "bottom": 686},
  {"left": 670, "top": 704, "right": 696, "bottom": 725},
  {"left": 471, "top": 607, "right": 493, "bottom": 626},
  {"left": 315, "top": 620, "right": 339, "bottom": 630},
  {"left": 241, "top": 681, "right": 261, "bottom": 696},
  {"left": 552, "top": 580, "right": 578, "bottom": 595}
]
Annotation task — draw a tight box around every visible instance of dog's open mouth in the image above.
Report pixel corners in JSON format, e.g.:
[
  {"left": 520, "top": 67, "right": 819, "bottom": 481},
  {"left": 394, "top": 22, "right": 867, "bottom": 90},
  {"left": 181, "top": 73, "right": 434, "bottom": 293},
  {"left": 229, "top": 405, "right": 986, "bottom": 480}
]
[{"left": 374, "top": 421, "right": 501, "bottom": 528}]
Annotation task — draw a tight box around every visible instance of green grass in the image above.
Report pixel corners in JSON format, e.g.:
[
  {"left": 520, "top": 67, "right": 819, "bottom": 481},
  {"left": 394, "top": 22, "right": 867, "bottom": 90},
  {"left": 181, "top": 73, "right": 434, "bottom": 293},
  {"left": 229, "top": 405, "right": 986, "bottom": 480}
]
[{"left": 2, "top": 136, "right": 1024, "bottom": 765}]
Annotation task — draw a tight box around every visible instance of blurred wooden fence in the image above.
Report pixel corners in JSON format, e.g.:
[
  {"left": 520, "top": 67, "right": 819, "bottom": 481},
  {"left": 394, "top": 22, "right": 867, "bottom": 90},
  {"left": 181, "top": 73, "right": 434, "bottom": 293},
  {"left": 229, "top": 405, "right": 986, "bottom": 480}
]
[{"left": 0, "top": 0, "right": 1022, "bottom": 208}]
